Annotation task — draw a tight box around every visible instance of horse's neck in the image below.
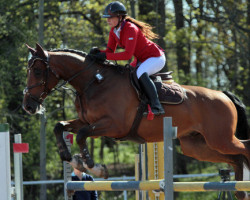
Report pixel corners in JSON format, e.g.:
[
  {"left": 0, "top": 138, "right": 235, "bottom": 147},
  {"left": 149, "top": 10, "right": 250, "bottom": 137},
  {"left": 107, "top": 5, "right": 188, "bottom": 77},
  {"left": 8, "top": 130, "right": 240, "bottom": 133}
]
[
  {"left": 50, "top": 53, "right": 133, "bottom": 99},
  {"left": 50, "top": 53, "right": 95, "bottom": 92}
]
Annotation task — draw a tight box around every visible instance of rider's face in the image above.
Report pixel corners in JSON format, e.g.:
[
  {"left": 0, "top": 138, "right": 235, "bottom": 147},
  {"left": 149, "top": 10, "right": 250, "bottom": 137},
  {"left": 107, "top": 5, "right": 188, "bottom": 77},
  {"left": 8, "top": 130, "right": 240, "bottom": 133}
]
[{"left": 107, "top": 17, "right": 119, "bottom": 28}]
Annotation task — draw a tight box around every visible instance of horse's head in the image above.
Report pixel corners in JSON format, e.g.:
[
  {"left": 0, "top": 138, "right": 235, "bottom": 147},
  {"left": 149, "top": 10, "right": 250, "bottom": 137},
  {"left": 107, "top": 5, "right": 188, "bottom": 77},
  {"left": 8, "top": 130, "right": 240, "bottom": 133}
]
[{"left": 22, "top": 43, "right": 59, "bottom": 115}]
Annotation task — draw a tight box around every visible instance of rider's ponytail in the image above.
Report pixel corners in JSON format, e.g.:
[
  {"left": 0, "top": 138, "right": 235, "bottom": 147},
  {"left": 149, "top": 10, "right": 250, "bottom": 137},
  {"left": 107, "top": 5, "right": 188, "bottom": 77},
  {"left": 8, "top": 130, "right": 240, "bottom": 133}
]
[{"left": 125, "top": 16, "right": 159, "bottom": 40}]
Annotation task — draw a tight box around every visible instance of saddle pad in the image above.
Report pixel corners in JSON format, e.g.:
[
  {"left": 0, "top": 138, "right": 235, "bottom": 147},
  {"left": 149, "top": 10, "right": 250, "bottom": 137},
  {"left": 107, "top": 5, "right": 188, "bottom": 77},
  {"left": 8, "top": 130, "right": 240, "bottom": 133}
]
[{"left": 154, "top": 81, "right": 185, "bottom": 104}]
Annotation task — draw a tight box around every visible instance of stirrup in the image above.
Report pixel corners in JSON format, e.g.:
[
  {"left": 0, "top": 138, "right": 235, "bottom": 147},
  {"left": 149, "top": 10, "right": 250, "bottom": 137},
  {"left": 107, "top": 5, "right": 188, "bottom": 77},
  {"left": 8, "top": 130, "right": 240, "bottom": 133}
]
[
  {"left": 143, "top": 108, "right": 165, "bottom": 116},
  {"left": 151, "top": 108, "right": 165, "bottom": 116}
]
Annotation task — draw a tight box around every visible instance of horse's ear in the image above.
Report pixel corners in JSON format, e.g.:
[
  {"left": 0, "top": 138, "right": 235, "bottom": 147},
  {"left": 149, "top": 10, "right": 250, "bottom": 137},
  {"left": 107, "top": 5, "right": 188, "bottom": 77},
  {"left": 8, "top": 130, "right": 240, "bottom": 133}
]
[
  {"left": 36, "top": 43, "right": 47, "bottom": 59},
  {"left": 26, "top": 44, "right": 36, "bottom": 56}
]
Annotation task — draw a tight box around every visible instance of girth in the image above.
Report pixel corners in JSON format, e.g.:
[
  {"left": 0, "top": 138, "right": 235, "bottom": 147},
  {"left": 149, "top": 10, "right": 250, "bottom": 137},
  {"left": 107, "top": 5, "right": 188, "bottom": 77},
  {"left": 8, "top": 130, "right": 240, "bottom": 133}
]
[{"left": 115, "top": 66, "right": 147, "bottom": 144}]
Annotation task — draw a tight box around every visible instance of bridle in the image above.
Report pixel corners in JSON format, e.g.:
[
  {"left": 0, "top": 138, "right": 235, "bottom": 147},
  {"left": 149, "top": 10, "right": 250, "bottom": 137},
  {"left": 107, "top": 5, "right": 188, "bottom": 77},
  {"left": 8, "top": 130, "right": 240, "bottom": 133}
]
[
  {"left": 23, "top": 55, "right": 55, "bottom": 105},
  {"left": 23, "top": 54, "right": 96, "bottom": 105}
]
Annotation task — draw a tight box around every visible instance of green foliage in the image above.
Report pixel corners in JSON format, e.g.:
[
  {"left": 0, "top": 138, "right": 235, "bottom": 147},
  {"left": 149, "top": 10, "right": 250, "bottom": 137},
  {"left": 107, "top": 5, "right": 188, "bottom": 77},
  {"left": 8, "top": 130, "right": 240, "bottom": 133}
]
[{"left": 1, "top": 0, "right": 250, "bottom": 199}]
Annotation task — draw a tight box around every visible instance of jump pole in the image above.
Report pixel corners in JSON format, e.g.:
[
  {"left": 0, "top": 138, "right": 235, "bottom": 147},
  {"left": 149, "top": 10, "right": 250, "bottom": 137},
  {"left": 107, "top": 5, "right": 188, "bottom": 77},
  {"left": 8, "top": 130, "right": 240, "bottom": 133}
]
[
  {"left": 65, "top": 179, "right": 250, "bottom": 192},
  {"left": 0, "top": 123, "right": 11, "bottom": 200},
  {"left": 14, "top": 134, "right": 24, "bottom": 200},
  {"left": 63, "top": 132, "right": 73, "bottom": 200},
  {"left": 163, "top": 117, "right": 177, "bottom": 200},
  {"left": 13, "top": 134, "right": 29, "bottom": 200}
]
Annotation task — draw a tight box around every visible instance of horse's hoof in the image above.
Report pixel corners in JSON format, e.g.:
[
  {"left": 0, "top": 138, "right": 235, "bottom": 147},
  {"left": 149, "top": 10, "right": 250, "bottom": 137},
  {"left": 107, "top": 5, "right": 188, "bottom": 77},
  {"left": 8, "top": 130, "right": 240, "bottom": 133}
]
[
  {"left": 81, "top": 151, "right": 95, "bottom": 168},
  {"left": 93, "top": 164, "right": 109, "bottom": 179},
  {"left": 235, "top": 191, "right": 248, "bottom": 200},
  {"left": 86, "top": 158, "right": 95, "bottom": 168},
  {"left": 76, "top": 165, "right": 87, "bottom": 172},
  {"left": 86, "top": 164, "right": 109, "bottom": 179},
  {"left": 60, "top": 150, "right": 72, "bottom": 162},
  {"left": 71, "top": 154, "right": 108, "bottom": 179},
  {"left": 70, "top": 154, "right": 87, "bottom": 172},
  {"left": 66, "top": 189, "right": 75, "bottom": 197},
  {"left": 102, "top": 164, "right": 109, "bottom": 179}
]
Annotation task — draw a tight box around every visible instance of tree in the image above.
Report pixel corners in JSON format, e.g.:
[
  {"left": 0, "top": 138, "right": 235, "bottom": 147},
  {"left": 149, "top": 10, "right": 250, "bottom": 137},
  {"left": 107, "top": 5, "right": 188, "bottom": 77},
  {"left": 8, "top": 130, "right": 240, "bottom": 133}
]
[
  {"left": 173, "top": 0, "right": 191, "bottom": 83},
  {"left": 138, "top": 0, "right": 167, "bottom": 71},
  {"left": 1, "top": 0, "right": 250, "bottom": 199}
]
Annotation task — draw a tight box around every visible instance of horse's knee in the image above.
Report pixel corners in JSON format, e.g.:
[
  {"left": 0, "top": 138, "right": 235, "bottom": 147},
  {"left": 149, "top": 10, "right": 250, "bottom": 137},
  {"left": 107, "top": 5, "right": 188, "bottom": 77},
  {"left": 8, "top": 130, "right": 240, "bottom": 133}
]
[
  {"left": 76, "top": 135, "right": 84, "bottom": 146},
  {"left": 76, "top": 127, "right": 91, "bottom": 145},
  {"left": 53, "top": 122, "right": 72, "bottom": 162},
  {"left": 54, "top": 122, "right": 64, "bottom": 135},
  {"left": 76, "top": 131, "right": 86, "bottom": 145}
]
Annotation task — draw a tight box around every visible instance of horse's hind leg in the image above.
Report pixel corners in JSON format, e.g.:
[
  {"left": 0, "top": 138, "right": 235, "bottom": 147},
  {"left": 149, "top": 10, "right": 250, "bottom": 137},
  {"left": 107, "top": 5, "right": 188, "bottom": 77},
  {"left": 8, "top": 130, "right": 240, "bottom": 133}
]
[
  {"left": 201, "top": 109, "right": 250, "bottom": 168},
  {"left": 179, "top": 134, "right": 241, "bottom": 167},
  {"left": 179, "top": 134, "right": 248, "bottom": 200},
  {"left": 206, "top": 133, "right": 250, "bottom": 164},
  {"left": 240, "top": 140, "right": 250, "bottom": 169}
]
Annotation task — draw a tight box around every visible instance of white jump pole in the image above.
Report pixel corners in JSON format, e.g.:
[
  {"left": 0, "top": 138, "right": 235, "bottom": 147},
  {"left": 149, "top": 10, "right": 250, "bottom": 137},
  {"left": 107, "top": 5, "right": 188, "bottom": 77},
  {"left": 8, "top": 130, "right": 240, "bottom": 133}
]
[
  {"left": 63, "top": 132, "right": 73, "bottom": 200},
  {"left": 163, "top": 117, "right": 177, "bottom": 200},
  {"left": 0, "top": 123, "right": 11, "bottom": 200},
  {"left": 14, "top": 134, "right": 24, "bottom": 200}
]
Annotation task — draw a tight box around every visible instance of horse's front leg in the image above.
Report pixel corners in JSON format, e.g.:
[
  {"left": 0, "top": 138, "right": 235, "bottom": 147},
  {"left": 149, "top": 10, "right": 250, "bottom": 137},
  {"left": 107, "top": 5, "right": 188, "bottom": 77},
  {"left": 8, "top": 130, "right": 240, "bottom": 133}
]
[
  {"left": 73, "top": 118, "right": 113, "bottom": 179},
  {"left": 53, "top": 119, "right": 86, "bottom": 162},
  {"left": 75, "top": 125, "right": 95, "bottom": 168}
]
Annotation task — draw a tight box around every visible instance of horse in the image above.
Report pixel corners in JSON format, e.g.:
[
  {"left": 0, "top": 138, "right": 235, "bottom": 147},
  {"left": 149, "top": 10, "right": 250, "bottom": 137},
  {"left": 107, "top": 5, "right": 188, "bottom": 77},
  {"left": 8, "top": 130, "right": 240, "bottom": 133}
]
[{"left": 23, "top": 43, "right": 250, "bottom": 199}]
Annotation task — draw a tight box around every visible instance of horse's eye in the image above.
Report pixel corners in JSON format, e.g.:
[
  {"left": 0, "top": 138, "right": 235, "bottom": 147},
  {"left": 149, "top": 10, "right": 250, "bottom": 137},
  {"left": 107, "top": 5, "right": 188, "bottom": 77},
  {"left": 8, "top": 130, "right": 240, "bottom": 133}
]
[{"left": 33, "top": 67, "right": 42, "bottom": 77}]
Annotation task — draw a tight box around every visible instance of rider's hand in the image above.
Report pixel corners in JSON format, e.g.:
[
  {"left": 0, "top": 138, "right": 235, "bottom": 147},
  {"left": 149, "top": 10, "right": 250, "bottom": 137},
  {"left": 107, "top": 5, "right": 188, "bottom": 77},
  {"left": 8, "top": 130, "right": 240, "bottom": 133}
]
[
  {"left": 94, "top": 52, "right": 106, "bottom": 61},
  {"left": 89, "top": 47, "right": 100, "bottom": 55}
]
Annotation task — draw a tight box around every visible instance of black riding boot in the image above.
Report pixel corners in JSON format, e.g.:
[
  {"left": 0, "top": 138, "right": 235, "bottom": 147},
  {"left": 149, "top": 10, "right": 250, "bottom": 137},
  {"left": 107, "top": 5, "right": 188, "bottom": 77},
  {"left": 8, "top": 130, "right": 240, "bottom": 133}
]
[{"left": 139, "top": 72, "right": 165, "bottom": 116}]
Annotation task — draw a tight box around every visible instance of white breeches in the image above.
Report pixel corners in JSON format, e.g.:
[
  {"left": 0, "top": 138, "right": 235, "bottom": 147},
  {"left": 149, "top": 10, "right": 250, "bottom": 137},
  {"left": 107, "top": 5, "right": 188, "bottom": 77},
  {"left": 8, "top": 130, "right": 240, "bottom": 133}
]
[{"left": 136, "top": 54, "right": 166, "bottom": 78}]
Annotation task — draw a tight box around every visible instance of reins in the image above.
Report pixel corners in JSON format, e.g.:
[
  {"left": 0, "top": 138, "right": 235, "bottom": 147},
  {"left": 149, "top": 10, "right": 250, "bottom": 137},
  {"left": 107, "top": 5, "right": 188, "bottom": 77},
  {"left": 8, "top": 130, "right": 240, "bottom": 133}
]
[
  {"left": 52, "top": 59, "right": 96, "bottom": 94},
  {"left": 24, "top": 54, "right": 96, "bottom": 105}
]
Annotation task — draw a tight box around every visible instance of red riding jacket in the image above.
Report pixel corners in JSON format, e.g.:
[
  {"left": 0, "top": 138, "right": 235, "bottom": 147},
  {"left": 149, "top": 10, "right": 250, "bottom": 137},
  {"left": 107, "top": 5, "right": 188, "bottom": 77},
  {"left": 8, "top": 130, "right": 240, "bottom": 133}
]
[{"left": 101, "top": 20, "right": 163, "bottom": 67}]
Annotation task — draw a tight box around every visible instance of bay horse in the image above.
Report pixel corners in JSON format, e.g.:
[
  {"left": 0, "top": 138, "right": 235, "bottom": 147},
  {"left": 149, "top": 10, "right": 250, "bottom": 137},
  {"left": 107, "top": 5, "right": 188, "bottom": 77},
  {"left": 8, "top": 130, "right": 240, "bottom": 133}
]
[{"left": 23, "top": 44, "right": 250, "bottom": 199}]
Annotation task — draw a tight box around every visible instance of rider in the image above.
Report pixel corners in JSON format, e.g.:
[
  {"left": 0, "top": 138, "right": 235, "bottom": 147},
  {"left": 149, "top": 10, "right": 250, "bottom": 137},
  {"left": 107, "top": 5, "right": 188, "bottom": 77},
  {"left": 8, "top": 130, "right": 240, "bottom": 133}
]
[{"left": 91, "top": 1, "right": 165, "bottom": 116}]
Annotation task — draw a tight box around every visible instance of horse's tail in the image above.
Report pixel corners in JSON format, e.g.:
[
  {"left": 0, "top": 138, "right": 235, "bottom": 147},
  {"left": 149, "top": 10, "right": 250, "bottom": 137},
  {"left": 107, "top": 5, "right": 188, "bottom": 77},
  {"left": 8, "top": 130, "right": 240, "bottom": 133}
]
[{"left": 223, "top": 91, "right": 250, "bottom": 140}]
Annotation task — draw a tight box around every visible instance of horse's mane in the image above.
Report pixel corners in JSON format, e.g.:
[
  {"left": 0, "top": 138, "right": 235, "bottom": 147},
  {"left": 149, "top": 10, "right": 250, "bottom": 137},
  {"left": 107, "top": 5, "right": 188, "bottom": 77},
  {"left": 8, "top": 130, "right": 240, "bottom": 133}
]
[
  {"left": 48, "top": 48, "right": 132, "bottom": 74},
  {"left": 49, "top": 48, "right": 88, "bottom": 57}
]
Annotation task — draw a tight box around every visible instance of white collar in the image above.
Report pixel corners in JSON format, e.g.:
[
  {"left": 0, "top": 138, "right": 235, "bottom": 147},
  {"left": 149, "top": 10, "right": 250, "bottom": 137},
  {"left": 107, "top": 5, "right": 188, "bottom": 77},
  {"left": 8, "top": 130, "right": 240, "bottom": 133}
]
[{"left": 113, "top": 26, "right": 122, "bottom": 39}]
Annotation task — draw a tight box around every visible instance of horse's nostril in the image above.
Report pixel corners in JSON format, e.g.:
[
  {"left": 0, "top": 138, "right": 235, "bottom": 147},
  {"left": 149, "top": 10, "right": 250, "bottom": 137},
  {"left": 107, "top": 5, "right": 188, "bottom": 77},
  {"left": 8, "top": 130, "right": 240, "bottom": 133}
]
[
  {"left": 27, "top": 105, "right": 32, "bottom": 111},
  {"left": 24, "top": 103, "right": 34, "bottom": 113}
]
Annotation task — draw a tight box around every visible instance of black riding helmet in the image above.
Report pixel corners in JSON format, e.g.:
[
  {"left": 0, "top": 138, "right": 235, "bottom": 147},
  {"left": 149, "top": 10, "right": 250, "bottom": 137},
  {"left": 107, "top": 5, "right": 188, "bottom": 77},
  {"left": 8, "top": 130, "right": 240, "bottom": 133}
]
[{"left": 102, "top": 1, "right": 127, "bottom": 18}]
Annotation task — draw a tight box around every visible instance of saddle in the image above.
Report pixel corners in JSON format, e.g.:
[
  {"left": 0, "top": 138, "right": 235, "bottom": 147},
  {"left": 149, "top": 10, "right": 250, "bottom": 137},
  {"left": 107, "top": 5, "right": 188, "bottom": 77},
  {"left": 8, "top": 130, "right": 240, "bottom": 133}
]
[
  {"left": 96, "top": 60, "right": 186, "bottom": 104},
  {"left": 115, "top": 67, "right": 186, "bottom": 144},
  {"left": 130, "top": 69, "right": 185, "bottom": 105},
  {"left": 96, "top": 60, "right": 186, "bottom": 143}
]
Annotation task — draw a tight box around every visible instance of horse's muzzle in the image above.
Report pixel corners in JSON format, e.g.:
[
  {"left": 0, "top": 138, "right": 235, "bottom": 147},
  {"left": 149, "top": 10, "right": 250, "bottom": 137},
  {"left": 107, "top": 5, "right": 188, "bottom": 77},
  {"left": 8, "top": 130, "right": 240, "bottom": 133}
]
[{"left": 22, "top": 97, "right": 41, "bottom": 115}]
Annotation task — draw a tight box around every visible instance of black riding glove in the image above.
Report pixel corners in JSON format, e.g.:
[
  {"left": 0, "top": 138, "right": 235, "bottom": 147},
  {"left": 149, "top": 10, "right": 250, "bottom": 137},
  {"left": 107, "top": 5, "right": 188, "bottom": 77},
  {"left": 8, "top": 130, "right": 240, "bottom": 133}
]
[
  {"left": 94, "top": 52, "right": 106, "bottom": 61},
  {"left": 89, "top": 47, "right": 101, "bottom": 55}
]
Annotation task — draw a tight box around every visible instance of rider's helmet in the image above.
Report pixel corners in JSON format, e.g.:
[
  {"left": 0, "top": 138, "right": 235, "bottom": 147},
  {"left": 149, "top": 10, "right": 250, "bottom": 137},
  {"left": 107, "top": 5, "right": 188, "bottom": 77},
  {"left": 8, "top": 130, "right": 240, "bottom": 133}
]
[{"left": 102, "top": 1, "right": 127, "bottom": 18}]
